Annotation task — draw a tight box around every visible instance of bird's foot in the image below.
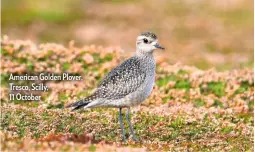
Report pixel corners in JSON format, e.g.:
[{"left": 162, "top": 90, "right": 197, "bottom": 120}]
[
  {"left": 131, "top": 135, "right": 140, "bottom": 142},
  {"left": 121, "top": 136, "right": 127, "bottom": 142}
]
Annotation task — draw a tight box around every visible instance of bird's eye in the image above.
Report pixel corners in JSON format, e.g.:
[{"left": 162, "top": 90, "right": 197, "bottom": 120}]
[{"left": 143, "top": 38, "right": 148, "bottom": 43}]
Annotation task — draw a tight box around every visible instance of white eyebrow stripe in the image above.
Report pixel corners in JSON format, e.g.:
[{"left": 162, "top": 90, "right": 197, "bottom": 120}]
[
  {"left": 137, "top": 36, "right": 157, "bottom": 41},
  {"left": 137, "top": 36, "right": 147, "bottom": 40}
]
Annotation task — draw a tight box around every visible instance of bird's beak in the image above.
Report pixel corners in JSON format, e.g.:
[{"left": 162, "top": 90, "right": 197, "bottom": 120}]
[{"left": 154, "top": 43, "right": 165, "bottom": 50}]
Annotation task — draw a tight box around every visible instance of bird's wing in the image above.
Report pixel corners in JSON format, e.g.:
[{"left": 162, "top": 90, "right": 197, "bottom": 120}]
[
  {"left": 65, "top": 56, "right": 146, "bottom": 110},
  {"left": 95, "top": 56, "right": 146, "bottom": 100}
]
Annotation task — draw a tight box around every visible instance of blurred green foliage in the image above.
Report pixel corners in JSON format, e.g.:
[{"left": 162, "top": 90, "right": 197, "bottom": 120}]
[
  {"left": 2, "top": 0, "right": 84, "bottom": 25},
  {"left": 1, "top": 0, "right": 253, "bottom": 70},
  {"left": 200, "top": 82, "right": 225, "bottom": 97}
]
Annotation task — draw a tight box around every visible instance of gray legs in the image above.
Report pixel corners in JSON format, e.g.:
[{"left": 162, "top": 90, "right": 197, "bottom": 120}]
[
  {"left": 126, "top": 108, "right": 139, "bottom": 141},
  {"left": 119, "top": 108, "right": 126, "bottom": 141},
  {"left": 118, "top": 107, "right": 139, "bottom": 142}
]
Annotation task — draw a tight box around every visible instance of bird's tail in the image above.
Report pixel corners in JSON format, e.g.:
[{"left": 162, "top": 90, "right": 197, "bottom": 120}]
[{"left": 65, "top": 95, "right": 95, "bottom": 111}]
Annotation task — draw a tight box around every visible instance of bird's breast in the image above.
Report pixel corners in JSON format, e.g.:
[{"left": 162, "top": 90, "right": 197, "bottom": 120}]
[{"left": 144, "top": 69, "right": 155, "bottom": 97}]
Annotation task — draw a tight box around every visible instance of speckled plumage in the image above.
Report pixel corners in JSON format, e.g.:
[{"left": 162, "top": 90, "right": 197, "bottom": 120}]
[
  {"left": 67, "top": 55, "right": 155, "bottom": 110},
  {"left": 67, "top": 32, "right": 162, "bottom": 110},
  {"left": 141, "top": 31, "right": 157, "bottom": 40},
  {"left": 66, "top": 31, "right": 164, "bottom": 141}
]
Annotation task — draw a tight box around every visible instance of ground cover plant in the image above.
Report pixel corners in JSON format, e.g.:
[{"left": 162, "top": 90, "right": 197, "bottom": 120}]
[
  {"left": 1, "top": 37, "right": 254, "bottom": 151},
  {"left": 2, "top": 0, "right": 253, "bottom": 70}
]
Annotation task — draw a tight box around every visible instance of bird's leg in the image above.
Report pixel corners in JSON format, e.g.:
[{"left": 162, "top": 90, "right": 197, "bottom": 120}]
[
  {"left": 126, "top": 108, "right": 140, "bottom": 141},
  {"left": 119, "top": 108, "right": 126, "bottom": 141}
]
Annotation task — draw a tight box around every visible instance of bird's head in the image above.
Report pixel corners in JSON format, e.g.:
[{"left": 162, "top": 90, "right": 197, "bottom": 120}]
[{"left": 136, "top": 31, "right": 164, "bottom": 54}]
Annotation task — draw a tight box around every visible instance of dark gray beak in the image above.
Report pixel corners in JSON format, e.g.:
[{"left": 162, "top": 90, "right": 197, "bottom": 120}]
[{"left": 154, "top": 43, "right": 165, "bottom": 50}]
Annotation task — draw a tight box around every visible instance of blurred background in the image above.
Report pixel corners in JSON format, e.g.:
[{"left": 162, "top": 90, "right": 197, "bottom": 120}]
[{"left": 2, "top": 0, "right": 253, "bottom": 70}]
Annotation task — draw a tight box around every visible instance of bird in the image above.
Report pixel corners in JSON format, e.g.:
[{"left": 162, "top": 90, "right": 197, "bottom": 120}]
[{"left": 65, "top": 31, "right": 164, "bottom": 141}]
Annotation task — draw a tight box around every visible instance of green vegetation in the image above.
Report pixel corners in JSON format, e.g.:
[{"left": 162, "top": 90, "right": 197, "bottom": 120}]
[
  {"left": 221, "top": 126, "right": 233, "bottom": 134},
  {"left": 201, "top": 82, "right": 225, "bottom": 97},
  {"left": 235, "top": 81, "right": 252, "bottom": 94},
  {"left": 1, "top": 8, "right": 253, "bottom": 150},
  {"left": 62, "top": 62, "right": 71, "bottom": 71},
  {"left": 174, "top": 79, "right": 191, "bottom": 90},
  {"left": 156, "top": 74, "right": 177, "bottom": 87},
  {"left": 1, "top": 40, "right": 253, "bottom": 150},
  {"left": 2, "top": 0, "right": 253, "bottom": 70},
  {"left": 194, "top": 99, "right": 206, "bottom": 107},
  {"left": 213, "top": 100, "right": 224, "bottom": 108},
  {"left": 1, "top": 105, "right": 253, "bottom": 151},
  {"left": 162, "top": 96, "right": 173, "bottom": 104}
]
